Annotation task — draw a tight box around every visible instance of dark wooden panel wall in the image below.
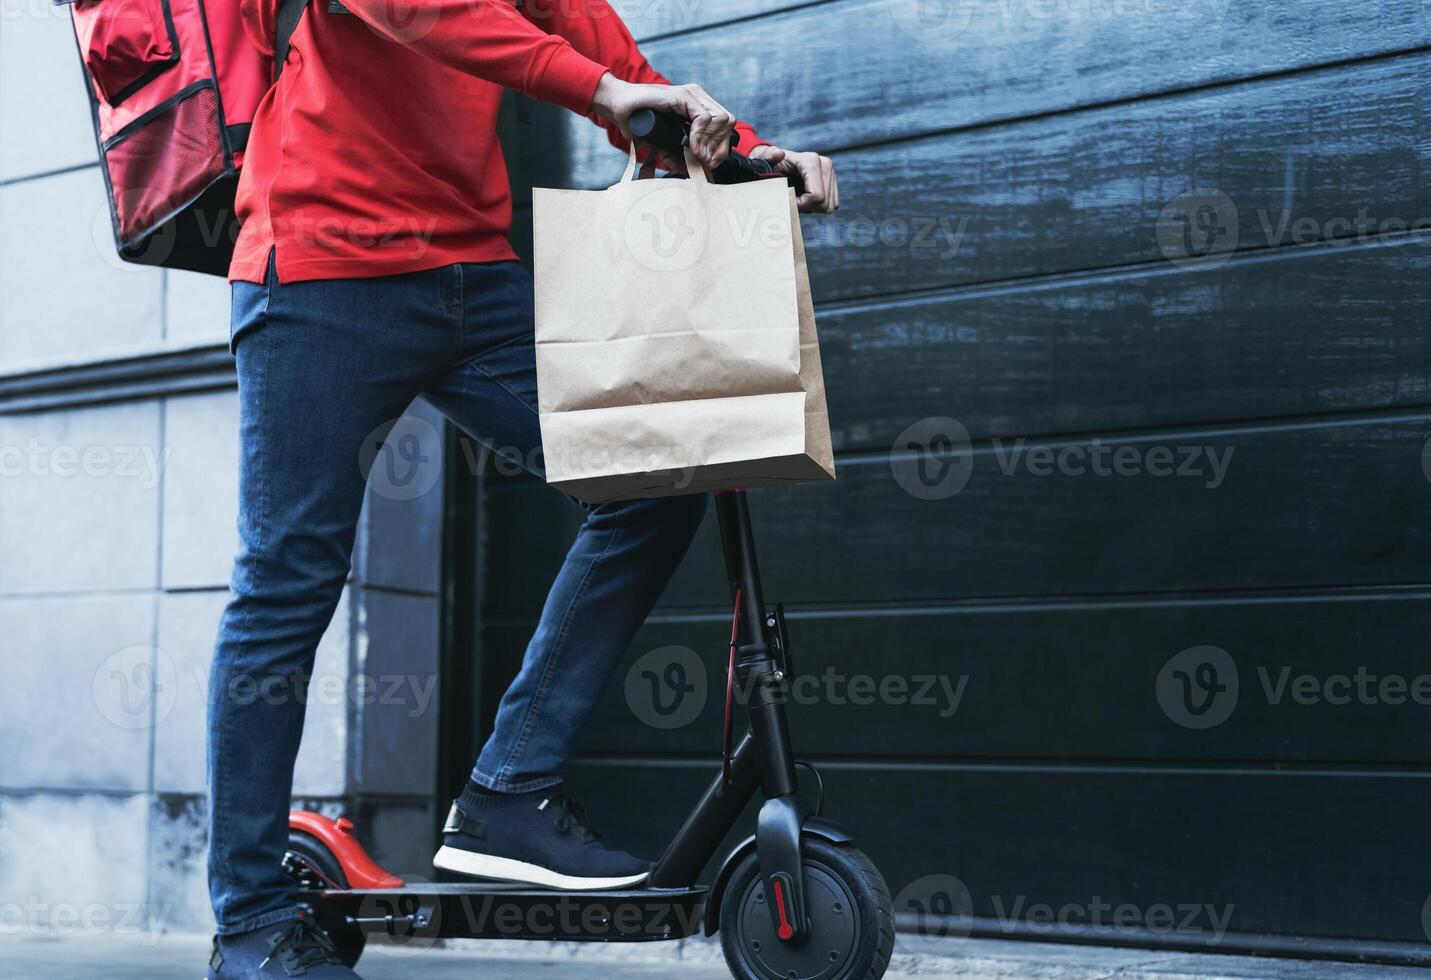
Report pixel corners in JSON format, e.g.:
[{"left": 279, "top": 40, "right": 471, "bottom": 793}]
[{"left": 476, "top": 0, "right": 1431, "bottom": 949}]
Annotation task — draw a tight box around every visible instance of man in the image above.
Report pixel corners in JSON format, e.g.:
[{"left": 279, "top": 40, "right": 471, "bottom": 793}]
[{"left": 205, "top": 0, "right": 838, "bottom": 975}]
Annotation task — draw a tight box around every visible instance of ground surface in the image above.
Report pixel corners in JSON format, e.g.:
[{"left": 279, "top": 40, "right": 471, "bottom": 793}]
[{"left": 4, "top": 931, "right": 1427, "bottom": 979}]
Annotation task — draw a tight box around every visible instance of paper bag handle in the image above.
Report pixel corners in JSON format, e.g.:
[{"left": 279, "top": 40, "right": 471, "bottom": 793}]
[{"left": 613, "top": 143, "right": 712, "bottom": 188}]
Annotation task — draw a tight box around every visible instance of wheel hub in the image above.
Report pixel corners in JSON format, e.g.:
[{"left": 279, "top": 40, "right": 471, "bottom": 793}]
[{"left": 733, "top": 862, "right": 862, "bottom": 980}]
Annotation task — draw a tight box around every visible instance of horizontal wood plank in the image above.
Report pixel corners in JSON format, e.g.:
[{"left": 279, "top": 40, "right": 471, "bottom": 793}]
[
  {"left": 485, "top": 413, "right": 1431, "bottom": 611},
  {"left": 523, "top": 0, "right": 1431, "bottom": 192},
  {"left": 565, "top": 760, "right": 1431, "bottom": 943},
  {"left": 514, "top": 52, "right": 1431, "bottom": 305},
  {"left": 480, "top": 592, "right": 1431, "bottom": 763}
]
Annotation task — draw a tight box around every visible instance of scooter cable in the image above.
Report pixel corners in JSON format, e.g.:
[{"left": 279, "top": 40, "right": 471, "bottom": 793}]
[{"left": 720, "top": 586, "right": 744, "bottom": 791}]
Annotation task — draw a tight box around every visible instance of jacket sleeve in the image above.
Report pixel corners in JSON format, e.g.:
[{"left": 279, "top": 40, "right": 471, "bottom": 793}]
[
  {"left": 517, "top": 0, "right": 769, "bottom": 154},
  {"left": 337, "top": 0, "right": 613, "bottom": 115}
]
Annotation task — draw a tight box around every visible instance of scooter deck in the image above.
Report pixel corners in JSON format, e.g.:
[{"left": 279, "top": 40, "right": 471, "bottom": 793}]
[{"left": 301, "top": 883, "right": 708, "bottom": 942}]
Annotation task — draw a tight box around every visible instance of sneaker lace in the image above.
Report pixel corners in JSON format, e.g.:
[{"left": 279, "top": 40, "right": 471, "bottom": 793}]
[
  {"left": 261, "top": 914, "right": 341, "bottom": 975},
  {"left": 546, "top": 793, "right": 600, "bottom": 843}
]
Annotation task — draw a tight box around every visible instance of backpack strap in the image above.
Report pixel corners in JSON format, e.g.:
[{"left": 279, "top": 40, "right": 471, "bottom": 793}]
[{"left": 274, "top": 0, "right": 312, "bottom": 81}]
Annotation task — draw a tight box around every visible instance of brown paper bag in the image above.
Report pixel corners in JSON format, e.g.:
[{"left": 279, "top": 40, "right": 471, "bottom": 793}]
[{"left": 533, "top": 146, "right": 835, "bottom": 503}]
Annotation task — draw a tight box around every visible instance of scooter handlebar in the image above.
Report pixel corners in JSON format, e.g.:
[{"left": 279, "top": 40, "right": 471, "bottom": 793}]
[{"left": 628, "top": 108, "right": 807, "bottom": 197}]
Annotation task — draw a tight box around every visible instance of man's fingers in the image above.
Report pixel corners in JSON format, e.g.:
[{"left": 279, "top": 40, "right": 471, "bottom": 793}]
[
  {"left": 681, "top": 85, "right": 734, "bottom": 167},
  {"left": 795, "top": 156, "right": 828, "bottom": 212}
]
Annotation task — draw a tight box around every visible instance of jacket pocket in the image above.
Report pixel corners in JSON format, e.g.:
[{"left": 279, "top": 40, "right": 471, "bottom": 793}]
[{"left": 70, "top": 0, "right": 181, "bottom": 107}]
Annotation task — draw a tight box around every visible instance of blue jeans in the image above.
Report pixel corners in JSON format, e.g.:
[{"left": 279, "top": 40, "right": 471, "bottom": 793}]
[{"left": 207, "top": 258, "right": 708, "bottom": 934}]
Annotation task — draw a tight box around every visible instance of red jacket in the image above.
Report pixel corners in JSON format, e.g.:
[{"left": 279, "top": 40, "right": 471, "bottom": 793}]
[{"left": 231, "top": 0, "right": 766, "bottom": 283}]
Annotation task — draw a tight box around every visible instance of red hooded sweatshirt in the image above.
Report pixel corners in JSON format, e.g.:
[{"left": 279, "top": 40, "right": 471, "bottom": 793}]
[{"left": 230, "top": 0, "right": 766, "bottom": 283}]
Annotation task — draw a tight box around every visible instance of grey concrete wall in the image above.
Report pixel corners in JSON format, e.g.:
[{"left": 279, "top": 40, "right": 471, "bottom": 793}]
[{"left": 0, "top": 4, "right": 446, "bottom": 936}]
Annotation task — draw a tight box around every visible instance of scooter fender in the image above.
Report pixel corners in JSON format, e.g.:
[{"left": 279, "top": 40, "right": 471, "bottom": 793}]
[
  {"left": 702, "top": 814, "right": 855, "bottom": 936},
  {"left": 289, "top": 810, "right": 405, "bottom": 890}
]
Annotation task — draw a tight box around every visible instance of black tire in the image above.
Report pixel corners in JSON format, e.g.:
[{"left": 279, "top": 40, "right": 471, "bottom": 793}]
[
  {"left": 719, "top": 838, "right": 894, "bottom": 980},
  {"left": 283, "top": 829, "right": 367, "bottom": 968}
]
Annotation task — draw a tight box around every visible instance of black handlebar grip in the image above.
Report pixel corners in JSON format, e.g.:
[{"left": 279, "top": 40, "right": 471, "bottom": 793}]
[
  {"left": 627, "top": 108, "right": 807, "bottom": 198},
  {"left": 627, "top": 108, "right": 689, "bottom": 155}
]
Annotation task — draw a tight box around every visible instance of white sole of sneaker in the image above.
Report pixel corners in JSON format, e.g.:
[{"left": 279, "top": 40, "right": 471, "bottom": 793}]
[{"left": 432, "top": 846, "right": 650, "bottom": 891}]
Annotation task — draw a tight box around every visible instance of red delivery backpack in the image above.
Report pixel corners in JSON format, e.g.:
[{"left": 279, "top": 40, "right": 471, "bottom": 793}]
[{"left": 61, "top": 0, "right": 313, "bottom": 276}]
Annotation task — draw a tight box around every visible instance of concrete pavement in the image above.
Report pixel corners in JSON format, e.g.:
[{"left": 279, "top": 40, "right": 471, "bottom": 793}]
[{"left": 3, "top": 930, "right": 1428, "bottom": 979}]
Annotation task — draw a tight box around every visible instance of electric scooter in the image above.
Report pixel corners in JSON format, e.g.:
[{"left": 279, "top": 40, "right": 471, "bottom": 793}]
[{"left": 284, "top": 114, "right": 894, "bottom": 980}]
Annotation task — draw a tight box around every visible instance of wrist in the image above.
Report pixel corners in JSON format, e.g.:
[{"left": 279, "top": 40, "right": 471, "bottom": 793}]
[{"left": 590, "top": 72, "right": 625, "bottom": 121}]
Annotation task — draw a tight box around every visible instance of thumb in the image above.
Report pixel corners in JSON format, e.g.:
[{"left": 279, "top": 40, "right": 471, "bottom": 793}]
[{"left": 752, "top": 145, "right": 785, "bottom": 163}]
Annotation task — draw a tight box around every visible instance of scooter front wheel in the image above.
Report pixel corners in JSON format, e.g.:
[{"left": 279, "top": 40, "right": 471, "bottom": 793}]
[
  {"left": 283, "top": 829, "right": 368, "bottom": 968},
  {"left": 719, "top": 838, "right": 894, "bottom": 980}
]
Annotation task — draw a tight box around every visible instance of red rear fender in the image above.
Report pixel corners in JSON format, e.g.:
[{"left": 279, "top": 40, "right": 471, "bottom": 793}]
[{"left": 288, "top": 811, "right": 405, "bottom": 890}]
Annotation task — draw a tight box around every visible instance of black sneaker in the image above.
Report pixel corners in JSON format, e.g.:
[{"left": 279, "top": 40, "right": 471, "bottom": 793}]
[
  {"left": 207, "top": 909, "right": 361, "bottom": 978},
  {"left": 433, "top": 787, "right": 651, "bottom": 890}
]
